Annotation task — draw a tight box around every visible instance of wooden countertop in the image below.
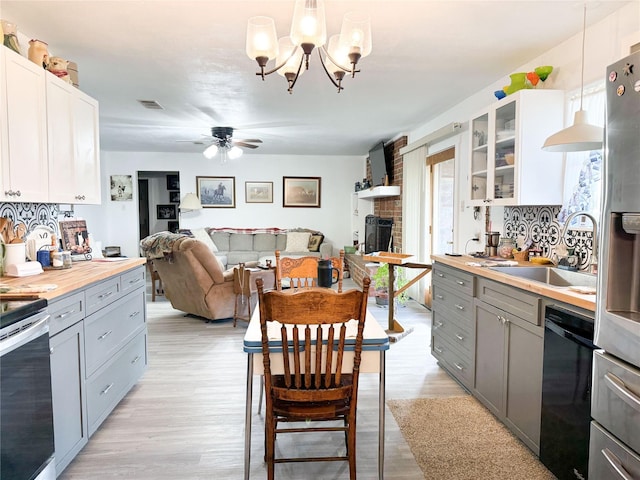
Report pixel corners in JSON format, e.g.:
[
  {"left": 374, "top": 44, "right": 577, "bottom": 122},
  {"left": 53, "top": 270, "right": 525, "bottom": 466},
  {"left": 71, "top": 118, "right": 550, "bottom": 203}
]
[
  {"left": 431, "top": 254, "right": 596, "bottom": 312},
  {"left": 0, "top": 258, "right": 146, "bottom": 301}
]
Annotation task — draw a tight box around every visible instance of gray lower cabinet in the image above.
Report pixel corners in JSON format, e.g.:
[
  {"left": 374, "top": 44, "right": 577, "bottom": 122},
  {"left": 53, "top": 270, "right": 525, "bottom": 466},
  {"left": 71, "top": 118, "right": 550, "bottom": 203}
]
[
  {"left": 431, "top": 262, "right": 546, "bottom": 456},
  {"left": 431, "top": 264, "right": 475, "bottom": 389},
  {"left": 48, "top": 265, "right": 147, "bottom": 477},
  {"left": 474, "top": 278, "right": 543, "bottom": 454},
  {"left": 50, "top": 318, "right": 87, "bottom": 474}
]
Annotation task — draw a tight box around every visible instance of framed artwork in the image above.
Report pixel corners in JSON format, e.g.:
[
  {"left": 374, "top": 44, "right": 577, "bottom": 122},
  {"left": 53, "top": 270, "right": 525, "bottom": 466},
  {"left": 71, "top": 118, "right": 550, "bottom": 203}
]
[
  {"left": 167, "top": 220, "right": 179, "bottom": 233},
  {"left": 245, "top": 181, "right": 273, "bottom": 203},
  {"left": 157, "top": 204, "right": 177, "bottom": 220},
  {"left": 169, "top": 191, "right": 180, "bottom": 203},
  {"left": 59, "top": 219, "right": 91, "bottom": 255},
  {"left": 283, "top": 176, "right": 321, "bottom": 208},
  {"left": 166, "top": 174, "right": 180, "bottom": 190},
  {"left": 110, "top": 175, "right": 133, "bottom": 201},
  {"left": 197, "top": 176, "right": 236, "bottom": 208}
]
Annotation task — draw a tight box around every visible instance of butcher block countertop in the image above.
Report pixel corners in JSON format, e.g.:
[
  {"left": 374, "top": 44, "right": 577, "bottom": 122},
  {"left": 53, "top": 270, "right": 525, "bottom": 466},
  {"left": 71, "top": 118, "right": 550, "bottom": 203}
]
[
  {"left": 0, "top": 258, "right": 146, "bottom": 301},
  {"left": 431, "top": 254, "right": 596, "bottom": 312}
]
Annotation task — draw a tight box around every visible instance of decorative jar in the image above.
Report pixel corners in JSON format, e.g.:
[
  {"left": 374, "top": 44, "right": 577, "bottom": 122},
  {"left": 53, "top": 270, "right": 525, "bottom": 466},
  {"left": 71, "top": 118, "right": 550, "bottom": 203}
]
[
  {"left": 498, "top": 237, "right": 516, "bottom": 259},
  {"left": 1, "top": 20, "right": 21, "bottom": 54}
]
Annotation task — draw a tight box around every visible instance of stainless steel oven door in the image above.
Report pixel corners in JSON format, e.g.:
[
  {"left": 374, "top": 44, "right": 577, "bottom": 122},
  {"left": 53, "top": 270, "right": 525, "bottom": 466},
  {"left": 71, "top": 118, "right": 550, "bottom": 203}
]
[{"left": 0, "top": 311, "right": 55, "bottom": 480}]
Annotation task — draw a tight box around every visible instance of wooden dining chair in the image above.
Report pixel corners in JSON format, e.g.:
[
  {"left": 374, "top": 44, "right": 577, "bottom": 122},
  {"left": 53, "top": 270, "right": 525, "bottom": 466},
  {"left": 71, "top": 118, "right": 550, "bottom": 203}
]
[
  {"left": 275, "top": 249, "right": 345, "bottom": 292},
  {"left": 256, "top": 276, "right": 370, "bottom": 480}
]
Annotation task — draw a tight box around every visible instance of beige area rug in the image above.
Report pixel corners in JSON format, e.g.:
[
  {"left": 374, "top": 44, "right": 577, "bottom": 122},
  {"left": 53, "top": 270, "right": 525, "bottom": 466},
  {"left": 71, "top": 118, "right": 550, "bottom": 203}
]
[{"left": 387, "top": 396, "right": 556, "bottom": 480}]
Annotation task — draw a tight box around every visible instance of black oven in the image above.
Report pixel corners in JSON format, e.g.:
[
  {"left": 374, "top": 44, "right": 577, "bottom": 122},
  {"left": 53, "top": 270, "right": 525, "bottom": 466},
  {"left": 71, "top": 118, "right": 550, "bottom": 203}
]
[{"left": 1, "top": 298, "right": 55, "bottom": 480}]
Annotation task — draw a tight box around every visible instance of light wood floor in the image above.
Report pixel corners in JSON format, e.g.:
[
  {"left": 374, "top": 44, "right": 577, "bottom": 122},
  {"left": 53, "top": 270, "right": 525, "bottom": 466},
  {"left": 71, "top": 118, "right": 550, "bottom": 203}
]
[{"left": 59, "top": 279, "right": 465, "bottom": 480}]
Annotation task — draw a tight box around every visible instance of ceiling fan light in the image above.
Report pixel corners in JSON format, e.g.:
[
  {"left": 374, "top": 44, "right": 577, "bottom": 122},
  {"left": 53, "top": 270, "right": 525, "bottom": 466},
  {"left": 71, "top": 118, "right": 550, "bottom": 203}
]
[
  {"left": 340, "top": 12, "right": 372, "bottom": 58},
  {"left": 277, "top": 36, "right": 305, "bottom": 77},
  {"left": 228, "top": 146, "right": 243, "bottom": 159},
  {"left": 542, "top": 110, "right": 604, "bottom": 152},
  {"left": 290, "top": 0, "right": 327, "bottom": 48},
  {"left": 203, "top": 144, "right": 218, "bottom": 159},
  {"left": 246, "top": 16, "right": 279, "bottom": 61}
]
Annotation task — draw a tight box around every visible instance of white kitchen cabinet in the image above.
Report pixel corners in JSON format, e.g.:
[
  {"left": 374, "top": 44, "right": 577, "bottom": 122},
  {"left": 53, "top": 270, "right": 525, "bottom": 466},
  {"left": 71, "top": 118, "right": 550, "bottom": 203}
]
[
  {"left": 0, "top": 47, "right": 49, "bottom": 202},
  {"left": 469, "top": 89, "right": 564, "bottom": 206},
  {"left": 0, "top": 46, "right": 100, "bottom": 205},
  {"left": 47, "top": 75, "right": 101, "bottom": 204}
]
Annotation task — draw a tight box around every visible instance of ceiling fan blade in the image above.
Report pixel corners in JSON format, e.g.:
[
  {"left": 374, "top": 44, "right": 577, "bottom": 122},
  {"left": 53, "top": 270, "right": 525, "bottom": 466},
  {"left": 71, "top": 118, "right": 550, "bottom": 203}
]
[
  {"left": 234, "top": 138, "right": 263, "bottom": 144},
  {"left": 234, "top": 141, "right": 260, "bottom": 149}
]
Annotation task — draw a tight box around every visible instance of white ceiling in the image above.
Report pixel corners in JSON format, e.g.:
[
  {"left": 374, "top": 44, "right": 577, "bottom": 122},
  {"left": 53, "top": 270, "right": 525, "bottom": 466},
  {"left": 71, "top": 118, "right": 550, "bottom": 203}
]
[{"left": 1, "top": 1, "right": 634, "bottom": 156}]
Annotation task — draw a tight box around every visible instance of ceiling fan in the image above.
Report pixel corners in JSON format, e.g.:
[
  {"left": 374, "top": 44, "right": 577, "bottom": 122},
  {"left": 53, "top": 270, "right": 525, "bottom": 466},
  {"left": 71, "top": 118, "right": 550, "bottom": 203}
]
[{"left": 180, "top": 126, "right": 262, "bottom": 160}]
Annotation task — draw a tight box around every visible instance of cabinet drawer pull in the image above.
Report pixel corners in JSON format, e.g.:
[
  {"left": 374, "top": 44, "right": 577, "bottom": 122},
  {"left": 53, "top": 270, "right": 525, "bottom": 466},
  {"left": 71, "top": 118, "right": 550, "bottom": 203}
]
[
  {"left": 436, "top": 272, "right": 444, "bottom": 278},
  {"left": 100, "top": 383, "right": 114, "bottom": 396},
  {"left": 434, "top": 321, "right": 443, "bottom": 329},
  {"left": 129, "top": 311, "right": 140, "bottom": 318},
  {"left": 455, "top": 333, "right": 464, "bottom": 341},
  {"left": 456, "top": 280, "right": 465, "bottom": 286},
  {"left": 455, "top": 304, "right": 464, "bottom": 310},
  {"left": 454, "top": 363, "right": 464, "bottom": 371},
  {"left": 131, "top": 355, "right": 142, "bottom": 365},
  {"left": 604, "top": 372, "right": 640, "bottom": 412},
  {"left": 98, "top": 330, "right": 113, "bottom": 341},
  {"left": 601, "top": 448, "right": 634, "bottom": 480},
  {"left": 435, "top": 294, "right": 444, "bottom": 300},
  {"left": 55, "top": 309, "right": 76, "bottom": 319},
  {"left": 97, "top": 291, "right": 114, "bottom": 300},
  {"left": 433, "top": 345, "right": 443, "bottom": 354},
  {"left": 128, "top": 277, "right": 142, "bottom": 285},
  {"left": 75, "top": 194, "right": 86, "bottom": 200}
]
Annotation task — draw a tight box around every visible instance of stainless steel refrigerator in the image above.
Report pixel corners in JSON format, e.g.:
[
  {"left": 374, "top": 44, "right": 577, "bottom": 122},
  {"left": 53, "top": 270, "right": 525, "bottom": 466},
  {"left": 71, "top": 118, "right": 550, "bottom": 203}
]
[{"left": 590, "top": 49, "right": 640, "bottom": 478}]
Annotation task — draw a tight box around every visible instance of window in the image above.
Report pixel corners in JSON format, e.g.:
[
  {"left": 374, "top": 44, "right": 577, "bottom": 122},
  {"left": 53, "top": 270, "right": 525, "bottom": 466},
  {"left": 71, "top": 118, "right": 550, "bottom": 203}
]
[{"left": 558, "top": 82, "right": 605, "bottom": 228}]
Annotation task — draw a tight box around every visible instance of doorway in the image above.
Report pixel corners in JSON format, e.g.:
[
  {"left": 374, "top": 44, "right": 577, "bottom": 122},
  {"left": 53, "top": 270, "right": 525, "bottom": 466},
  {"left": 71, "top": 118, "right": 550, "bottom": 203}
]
[{"left": 137, "top": 171, "right": 180, "bottom": 241}]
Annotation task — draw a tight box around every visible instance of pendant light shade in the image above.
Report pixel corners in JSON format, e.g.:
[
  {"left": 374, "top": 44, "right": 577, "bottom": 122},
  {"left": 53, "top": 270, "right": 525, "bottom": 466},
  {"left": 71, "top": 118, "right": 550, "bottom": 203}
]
[
  {"left": 542, "top": 4, "right": 603, "bottom": 153},
  {"left": 290, "top": 0, "right": 327, "bottom": 48},
  {"left": 542, "top": 110, "right": 604, "bottom": 152}
]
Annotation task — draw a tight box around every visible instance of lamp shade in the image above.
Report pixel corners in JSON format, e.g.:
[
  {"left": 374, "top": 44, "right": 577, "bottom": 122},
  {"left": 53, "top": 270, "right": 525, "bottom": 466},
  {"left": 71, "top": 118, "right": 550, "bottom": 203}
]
[
  {"left": 203, "top": 144, "right": 218, "bottom": 159},
  {"left": 246, "top": 16, "right": 279, "bottom": 61},
  {"left": 228, "top": 146, "right": 243, "bottom": 159},
  {"left": 179, "top": 193, "right": 202, "bottom": 212},
  {"left": 290, "top": 0, "right": 327, "bottom": 48},
  {"left": 276, "top": 36, "right": 305, "bottom": 78},
  {"left": 340, "top": 12, "right": 372, "bottom": 58},
  {"left": 326, "top": 34, "right": 349, "bottom": 74},
  {"left": 542, "top": 110, "right": 604, "bottom": 152}
]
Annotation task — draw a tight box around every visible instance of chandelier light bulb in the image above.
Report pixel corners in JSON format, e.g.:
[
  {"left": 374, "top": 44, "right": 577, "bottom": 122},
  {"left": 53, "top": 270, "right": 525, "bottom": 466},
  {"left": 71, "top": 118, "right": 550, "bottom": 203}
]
[
  {"left": 246, "top": 16, "right": 278, "bottom": 64},
  {"left": 291, "top": 0, "right": 326, "bottom": 47}
]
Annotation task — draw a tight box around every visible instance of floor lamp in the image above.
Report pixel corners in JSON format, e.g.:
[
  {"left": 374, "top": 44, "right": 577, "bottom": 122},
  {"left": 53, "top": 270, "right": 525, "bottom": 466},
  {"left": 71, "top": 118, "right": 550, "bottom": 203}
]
[{"left": 178, "top": 193, "right": 202, "bottom": 228}]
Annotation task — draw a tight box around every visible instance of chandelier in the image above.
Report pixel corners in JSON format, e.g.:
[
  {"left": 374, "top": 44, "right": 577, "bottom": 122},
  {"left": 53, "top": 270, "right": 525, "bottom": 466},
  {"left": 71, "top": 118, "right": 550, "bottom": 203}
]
[{"left": 246, "top": 0, "right": 372, "bottom": 93}]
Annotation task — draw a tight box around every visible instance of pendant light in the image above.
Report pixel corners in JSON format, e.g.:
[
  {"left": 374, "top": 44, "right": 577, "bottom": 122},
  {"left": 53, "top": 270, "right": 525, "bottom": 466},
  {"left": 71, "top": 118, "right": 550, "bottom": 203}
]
[{"left": 542, "top": 4, "right": 603, "bottom": 152}]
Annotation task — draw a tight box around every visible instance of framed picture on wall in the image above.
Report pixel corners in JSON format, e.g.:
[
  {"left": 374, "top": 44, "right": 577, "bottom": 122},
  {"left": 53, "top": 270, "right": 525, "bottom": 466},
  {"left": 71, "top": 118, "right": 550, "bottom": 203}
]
[
  {"left": 197, "top": 176, "right": 236, "bottom": 208},
  {"left": 157, "top": 204, "right": 177, "bottom": 220},
  {"left": 167, "top": 221, "right": 179, "bottom": 233},
  {"left": 169, "top": 191, "right": 180, "bottom": 203},
  {"left": 245, "top": 181, "right": 273, "bottom": 203},
  {"left": 110, "top": 175, "right": 133, "bottom": 201},
  {"left": 166, "top": 174, "right": 180, "bottom": 190},
  {"left": 283, "top": 176, "right": 321, "bottom": 208}
]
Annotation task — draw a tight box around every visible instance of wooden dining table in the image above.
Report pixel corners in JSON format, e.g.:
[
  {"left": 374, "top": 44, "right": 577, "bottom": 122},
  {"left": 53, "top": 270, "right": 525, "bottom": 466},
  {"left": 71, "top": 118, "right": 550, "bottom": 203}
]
[{"left": 242, "top": 306, "right": 390, "bottom": 479}]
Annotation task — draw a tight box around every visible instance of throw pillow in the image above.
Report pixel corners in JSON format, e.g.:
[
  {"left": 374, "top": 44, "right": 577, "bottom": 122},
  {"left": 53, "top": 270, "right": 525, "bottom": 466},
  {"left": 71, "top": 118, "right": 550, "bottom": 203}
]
[
  {"left": 191, "top": 228, "right": 218, "bottom": 252},
  {"left": 285, "top": 232, "right": 311, "bottom": 252},
  {"left": 307, "top": 234, "right": 324, "bottom": 252}
]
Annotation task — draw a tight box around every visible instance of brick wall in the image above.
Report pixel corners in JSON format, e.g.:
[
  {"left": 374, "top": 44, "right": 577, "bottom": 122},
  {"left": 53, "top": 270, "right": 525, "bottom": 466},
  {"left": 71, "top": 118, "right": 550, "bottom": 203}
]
[{"left": 366, "top": 136, "right": 407, "bottom": 251}]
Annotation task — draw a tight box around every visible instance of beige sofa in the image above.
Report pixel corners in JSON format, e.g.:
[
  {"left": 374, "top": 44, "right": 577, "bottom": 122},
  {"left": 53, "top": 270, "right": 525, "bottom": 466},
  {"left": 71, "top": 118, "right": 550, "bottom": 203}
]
[
  {"left": 183, "top": 227, "right": 333, "bottom": 268},
  {"left": 140, "top": 233, "right": 275, "bottom": 322}
]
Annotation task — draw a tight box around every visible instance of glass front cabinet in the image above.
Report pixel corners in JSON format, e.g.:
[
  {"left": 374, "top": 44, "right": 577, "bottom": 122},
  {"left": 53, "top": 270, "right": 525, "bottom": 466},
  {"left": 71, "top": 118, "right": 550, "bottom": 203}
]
[{"left": 469, "top": 89, "right": 565, "bottom": 206}]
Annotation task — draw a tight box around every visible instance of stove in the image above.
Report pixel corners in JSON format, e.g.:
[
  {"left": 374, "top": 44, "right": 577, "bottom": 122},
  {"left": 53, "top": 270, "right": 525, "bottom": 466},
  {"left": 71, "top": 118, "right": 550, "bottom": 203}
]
[{"left": 0, "top": 297, "right": 48, "bottom": 330}]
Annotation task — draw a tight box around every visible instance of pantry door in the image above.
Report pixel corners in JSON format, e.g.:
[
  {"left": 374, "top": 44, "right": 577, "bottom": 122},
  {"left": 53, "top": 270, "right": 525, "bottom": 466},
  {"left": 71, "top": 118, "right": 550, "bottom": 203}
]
[{"left": 429, "top": 147, "right": 456, "bottom": 255}]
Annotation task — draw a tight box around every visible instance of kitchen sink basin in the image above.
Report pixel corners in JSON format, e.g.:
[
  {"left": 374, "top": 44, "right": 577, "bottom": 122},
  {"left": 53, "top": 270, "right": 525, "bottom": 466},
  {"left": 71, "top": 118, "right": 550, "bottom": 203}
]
[{"left": 488, "top": 266, "right": 597, "bottom": 289}]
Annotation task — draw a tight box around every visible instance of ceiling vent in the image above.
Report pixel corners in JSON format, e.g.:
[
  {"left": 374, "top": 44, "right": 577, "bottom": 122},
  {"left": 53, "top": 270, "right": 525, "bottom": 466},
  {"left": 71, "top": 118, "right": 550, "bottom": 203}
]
[{"left": 137, "top": 100, "right": 164, "bottom": 110}]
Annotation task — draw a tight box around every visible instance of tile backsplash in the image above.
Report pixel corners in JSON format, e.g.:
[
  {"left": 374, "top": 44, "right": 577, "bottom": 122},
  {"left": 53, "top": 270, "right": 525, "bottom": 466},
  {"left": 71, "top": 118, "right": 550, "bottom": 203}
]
[
  {"left": 0, "top": 202, "right": 61, "bottom": 236},
  {"left": 504, "top": 206, "right": 595, "bottom": 270}
]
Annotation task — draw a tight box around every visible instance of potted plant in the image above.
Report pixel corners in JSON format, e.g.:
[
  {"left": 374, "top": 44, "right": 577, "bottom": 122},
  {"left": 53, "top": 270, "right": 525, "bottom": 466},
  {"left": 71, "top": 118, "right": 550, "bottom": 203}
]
[{"left": 371, "top": 263, "right": 408, "bottom": 306}]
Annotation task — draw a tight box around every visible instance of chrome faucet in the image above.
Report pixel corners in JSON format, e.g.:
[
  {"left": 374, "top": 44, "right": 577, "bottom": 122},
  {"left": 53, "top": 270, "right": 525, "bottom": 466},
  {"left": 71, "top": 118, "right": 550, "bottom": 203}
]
[{"left": 560, "top": 211, "right": 598, "bottom": 274}]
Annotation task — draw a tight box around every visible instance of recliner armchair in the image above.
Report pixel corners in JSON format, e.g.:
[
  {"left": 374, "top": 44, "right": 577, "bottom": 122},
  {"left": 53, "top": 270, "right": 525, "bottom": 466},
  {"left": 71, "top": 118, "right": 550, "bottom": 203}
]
[{"left": 140, "top": 233, "right": 237, "bottom": 321}]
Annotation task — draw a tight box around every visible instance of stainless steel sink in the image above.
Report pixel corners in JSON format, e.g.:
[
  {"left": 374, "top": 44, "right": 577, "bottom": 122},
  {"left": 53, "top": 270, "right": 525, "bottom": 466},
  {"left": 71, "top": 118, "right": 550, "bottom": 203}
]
[{"left": 488, "top": 266, "right": 597, "bottom": 288}]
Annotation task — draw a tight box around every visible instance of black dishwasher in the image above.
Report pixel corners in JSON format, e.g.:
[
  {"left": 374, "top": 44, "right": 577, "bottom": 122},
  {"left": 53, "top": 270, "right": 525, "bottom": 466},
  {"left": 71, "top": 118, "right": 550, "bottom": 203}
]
[{"left": 539, "top": 305, "right": 596, "bottom": 480}]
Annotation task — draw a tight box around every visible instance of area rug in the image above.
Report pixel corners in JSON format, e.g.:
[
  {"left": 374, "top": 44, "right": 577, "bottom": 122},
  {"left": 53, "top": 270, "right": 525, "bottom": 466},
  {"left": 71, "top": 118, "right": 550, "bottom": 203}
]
[{"left": 387, "top": 396, "right": 555, "bottom": 480}]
